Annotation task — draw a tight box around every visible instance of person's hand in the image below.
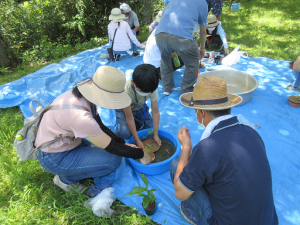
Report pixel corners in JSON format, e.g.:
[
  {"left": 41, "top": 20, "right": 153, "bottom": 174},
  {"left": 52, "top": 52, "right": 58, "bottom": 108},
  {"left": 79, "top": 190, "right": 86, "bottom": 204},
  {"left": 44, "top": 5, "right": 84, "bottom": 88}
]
[
  {"left": 177, "top": 126, "right": 192, "bottom": 150},
  {"left": 199, "top": 49, "right": 205, "bottom": 60},
  {"left": 153, "top": 134, "right": 161, "bottom": 146},
  {"left": 140, "top": 152, "right": 152, "bottom": 165},
  {"left": 289, "top": 61, "right": 294, "bottom": 69},
  {"left": 224, "top": 48, "right": 229, "bottom": 55},
  {"left": 136, "top": 139, "right": 145, "bottom": 150},
  {"left": 125, "top": 143, "right": 138, "bottom": 148}
]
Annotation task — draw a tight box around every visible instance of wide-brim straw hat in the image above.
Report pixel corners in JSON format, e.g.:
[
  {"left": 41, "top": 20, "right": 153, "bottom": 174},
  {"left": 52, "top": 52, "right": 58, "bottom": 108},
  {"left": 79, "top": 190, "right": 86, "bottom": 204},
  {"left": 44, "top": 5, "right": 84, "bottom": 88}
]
[
  {"left": 155, "top": 11, "right": 163, "bottom": 23},
  {"left": 109, "top": 8, "right": 125, "bottom": 23},
  {"left": 180, "top": 76, "right": 242, "bottom": 110},
  {"left": 207, "top": 15, "right": 220, "bottom": 28},
  {"left": 77, "top": 66, "right": 131, "bottom": 109}
]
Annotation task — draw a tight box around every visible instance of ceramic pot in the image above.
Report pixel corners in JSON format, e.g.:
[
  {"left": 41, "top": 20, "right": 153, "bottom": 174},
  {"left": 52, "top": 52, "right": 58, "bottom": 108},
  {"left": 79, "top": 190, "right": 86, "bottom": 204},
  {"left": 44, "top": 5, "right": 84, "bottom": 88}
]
[
  {"left": 143, "top": 201, "right": 156, "bottom": 215},
  {"left": 135, "top": 152, "right": 155, "bottom": 163},
  {"left": 288, "top": 95, "right": 300, "bottom": 107}
]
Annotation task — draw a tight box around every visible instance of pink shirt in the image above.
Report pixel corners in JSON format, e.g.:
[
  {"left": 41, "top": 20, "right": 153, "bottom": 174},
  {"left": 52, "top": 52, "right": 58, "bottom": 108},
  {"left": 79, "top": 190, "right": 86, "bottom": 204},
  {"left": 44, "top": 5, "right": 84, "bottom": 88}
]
[{"left": 35, "top": 90, "right": 103, "bottom": 153}]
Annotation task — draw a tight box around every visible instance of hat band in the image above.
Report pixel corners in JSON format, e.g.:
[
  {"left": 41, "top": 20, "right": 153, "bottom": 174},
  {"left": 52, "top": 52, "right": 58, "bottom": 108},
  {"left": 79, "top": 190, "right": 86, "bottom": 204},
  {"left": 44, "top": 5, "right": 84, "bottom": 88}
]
[
  {"left": 77, "top": 78, "right": 124, "bottom": 94},
  {"left": 208, "top": 21, "right": 218, "bottom": 26},
  {"left": 181, "top": 96, "right": 228, "bottom": 106}
]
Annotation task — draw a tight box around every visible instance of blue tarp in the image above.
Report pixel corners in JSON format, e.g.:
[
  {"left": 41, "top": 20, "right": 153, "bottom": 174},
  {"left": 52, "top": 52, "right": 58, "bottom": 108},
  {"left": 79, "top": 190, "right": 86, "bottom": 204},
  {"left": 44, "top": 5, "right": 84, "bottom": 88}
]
[{"left": 0, "top": 45, "right": 299, "bottom": 225}]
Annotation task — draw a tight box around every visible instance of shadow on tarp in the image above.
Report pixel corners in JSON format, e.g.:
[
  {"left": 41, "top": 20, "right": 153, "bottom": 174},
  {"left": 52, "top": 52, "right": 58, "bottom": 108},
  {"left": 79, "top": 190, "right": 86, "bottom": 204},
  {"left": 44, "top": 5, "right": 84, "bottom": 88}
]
[{"left": 0, "top": 45, "right": 299, "bottom": 224}]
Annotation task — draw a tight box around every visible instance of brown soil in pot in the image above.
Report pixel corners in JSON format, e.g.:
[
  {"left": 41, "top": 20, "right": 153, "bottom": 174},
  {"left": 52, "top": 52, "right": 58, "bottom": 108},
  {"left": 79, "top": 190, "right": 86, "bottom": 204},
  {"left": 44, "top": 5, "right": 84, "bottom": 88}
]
[
  {"left": 144, "top": 201, "right": 156, "bottom": 211},
  {"left": 143, "top": 139, "right": 160, "bottom": 153}
]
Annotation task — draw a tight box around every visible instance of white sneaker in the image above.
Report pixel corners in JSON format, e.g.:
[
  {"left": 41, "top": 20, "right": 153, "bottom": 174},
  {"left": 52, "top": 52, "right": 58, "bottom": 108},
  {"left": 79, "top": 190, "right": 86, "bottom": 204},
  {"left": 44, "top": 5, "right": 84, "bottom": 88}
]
[
  {"left": 53, "top": 175, "right": 86, "bottom": 193},
  {"left": 163, "top": 88, "right": 174, "bottom": 96}
]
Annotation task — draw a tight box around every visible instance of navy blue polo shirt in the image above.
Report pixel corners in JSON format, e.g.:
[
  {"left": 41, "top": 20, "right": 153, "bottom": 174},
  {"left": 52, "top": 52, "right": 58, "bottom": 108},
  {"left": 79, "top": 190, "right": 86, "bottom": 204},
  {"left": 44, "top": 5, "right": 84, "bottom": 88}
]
[{"left": 179, "top": 117, "right": 278, "bottom": 225}]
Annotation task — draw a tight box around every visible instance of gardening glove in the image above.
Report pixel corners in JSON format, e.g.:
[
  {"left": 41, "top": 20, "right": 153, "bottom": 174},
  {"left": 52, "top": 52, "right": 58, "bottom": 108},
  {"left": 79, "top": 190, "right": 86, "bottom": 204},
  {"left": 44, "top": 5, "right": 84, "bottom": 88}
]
[{"left": 140, "top": 151, "right": 152, "bottom": 165}]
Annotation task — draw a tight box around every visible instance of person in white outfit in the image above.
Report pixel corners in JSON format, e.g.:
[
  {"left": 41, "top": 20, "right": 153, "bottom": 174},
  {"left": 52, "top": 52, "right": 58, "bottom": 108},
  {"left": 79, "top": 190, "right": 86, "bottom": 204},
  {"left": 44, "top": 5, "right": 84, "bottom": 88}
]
[{"left": 108, "top": 8, "right": 142, "bottom": 61}]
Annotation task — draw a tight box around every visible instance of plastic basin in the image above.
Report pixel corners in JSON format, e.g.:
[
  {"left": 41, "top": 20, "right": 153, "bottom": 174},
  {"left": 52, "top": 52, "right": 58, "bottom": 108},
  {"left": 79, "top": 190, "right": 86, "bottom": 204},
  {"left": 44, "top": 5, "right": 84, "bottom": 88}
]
[
  {"left": 232, "top": 3, "right": 240, "bottom": 11},
  {"left": 198, "top": 70, "right": 259, "bottom": 106},
  {"left": 127, "top": 129, "right": 181, "bottom": 175}
]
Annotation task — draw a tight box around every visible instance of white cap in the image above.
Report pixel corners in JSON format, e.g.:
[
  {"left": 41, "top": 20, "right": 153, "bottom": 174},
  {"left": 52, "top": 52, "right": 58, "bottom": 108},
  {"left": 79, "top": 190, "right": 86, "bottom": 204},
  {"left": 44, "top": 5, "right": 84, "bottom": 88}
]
[{"left": 120, "top": 3, "right": 131, "bottom": 13}]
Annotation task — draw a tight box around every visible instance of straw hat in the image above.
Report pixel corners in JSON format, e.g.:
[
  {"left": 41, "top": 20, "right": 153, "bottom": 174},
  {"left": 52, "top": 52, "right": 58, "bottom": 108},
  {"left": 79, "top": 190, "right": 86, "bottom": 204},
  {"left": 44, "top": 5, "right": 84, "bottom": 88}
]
[
  {"left": 207, "top": 15, "right": 220, "bottom": 27},
  {"left": 180, "top": 76, "right": 242, "bottom": 110},
  {"left": 77, "top": 66, "right": 131, "bottom": 109},
  {"left": 155, "top": 11, "right": 163, "bottom": 23},
  {"left": 109, "top": 8, "right": 125, "bottom": 23},
  {"left": 120, "top": 3, "right": 131, "bottom": 13}
]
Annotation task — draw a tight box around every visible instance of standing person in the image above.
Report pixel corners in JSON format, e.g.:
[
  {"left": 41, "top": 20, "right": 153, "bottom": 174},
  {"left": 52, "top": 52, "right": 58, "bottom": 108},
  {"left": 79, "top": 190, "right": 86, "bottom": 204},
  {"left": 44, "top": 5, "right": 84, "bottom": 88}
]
[
  {"left": 120, "top": 3, "right": 141, "bottom": 57},
  {"left": 108, "top": 8, "right": 142, "bottom": 61},
  {"left": 155, "top": 0, "right": 208, "bottom": 95},
  {"left": 149, "top": 11, "right": 163, "bottom": 33},
  {"left": 35, "top": 66, "right": 151, "bottom": 198},
  {"left": 286, "top": 55, "right": 300, "bottom": 91},
  {"left": 170, "top": 76, "right": 278, "bottom": 225},
  {"left": 206, "top": 0, "right": 223, "bottom": 21},
  {"left": 115, "top": 64, "right": 161, "bottom": 150},
  {"left": 206, "top": 15, "right": 229, "bottom": 54}
]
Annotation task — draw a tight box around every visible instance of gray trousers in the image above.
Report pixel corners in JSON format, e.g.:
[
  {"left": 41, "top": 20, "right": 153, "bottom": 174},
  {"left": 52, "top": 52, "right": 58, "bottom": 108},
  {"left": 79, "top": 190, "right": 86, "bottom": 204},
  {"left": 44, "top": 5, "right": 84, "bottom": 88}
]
[{"left": 155, "top": 33, "right": 200, "bottom": 94}]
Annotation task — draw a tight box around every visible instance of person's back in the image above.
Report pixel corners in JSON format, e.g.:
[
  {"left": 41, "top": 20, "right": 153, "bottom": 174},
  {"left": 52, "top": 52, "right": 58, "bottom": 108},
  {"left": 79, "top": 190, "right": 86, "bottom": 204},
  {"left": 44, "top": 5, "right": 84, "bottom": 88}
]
[{"left": 192, "top": 119, "right": 278, "bottom": 224}]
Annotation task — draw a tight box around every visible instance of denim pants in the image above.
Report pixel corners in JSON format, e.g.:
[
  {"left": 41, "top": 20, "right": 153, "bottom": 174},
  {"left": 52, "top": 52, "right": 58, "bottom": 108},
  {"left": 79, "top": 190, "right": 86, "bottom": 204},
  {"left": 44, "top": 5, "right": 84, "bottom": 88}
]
[
  {"left": 292, "top": 69, "right": 300, "bottom": 88},
  {"left": 155, "top": 32, "right": 200, "bottom": 94},
  {"left": 170, "top": 157, "right": 214, "bottom": 225},
  {"left": 115, "top": 105, "right": 153, "bottom": 139},
  {"left": 130, "top": 29, "right": 137, "bottom": 52},
  {"left": 38, "top": 139, "right": 122, "bottom": 185}
]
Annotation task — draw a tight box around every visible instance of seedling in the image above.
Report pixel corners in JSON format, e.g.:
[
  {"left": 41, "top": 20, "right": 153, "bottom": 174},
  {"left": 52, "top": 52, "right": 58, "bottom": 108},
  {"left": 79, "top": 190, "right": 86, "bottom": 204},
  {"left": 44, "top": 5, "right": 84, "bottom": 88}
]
[{"left": 125, "top": 174, "right": 156, "bottom": 208}]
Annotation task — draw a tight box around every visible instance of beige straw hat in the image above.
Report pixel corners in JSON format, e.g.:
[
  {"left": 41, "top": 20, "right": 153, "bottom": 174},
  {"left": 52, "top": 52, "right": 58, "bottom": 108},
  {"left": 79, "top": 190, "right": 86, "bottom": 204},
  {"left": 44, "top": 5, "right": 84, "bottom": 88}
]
[
  {"left": 207, "top": 15, "right": 220, "bottom": 28},
  {"left": 180, "top": 76, "right": 242, "bottom": 110},
  {"left": 77, "top": 66, "right": 131, "bottom": 109},
  {"left": 155, "top": 11, "right": 163, "bottom": 23},
  {"left": 109, "top": 8, "right": 125, "bottom": 23}
]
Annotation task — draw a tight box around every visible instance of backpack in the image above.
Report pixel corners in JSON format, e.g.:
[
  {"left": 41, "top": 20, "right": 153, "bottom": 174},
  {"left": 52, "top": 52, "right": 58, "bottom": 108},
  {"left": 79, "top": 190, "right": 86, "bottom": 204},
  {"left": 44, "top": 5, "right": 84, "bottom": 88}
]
[{"left": 14, "top": 100, "right": 88, "bottom": 161}]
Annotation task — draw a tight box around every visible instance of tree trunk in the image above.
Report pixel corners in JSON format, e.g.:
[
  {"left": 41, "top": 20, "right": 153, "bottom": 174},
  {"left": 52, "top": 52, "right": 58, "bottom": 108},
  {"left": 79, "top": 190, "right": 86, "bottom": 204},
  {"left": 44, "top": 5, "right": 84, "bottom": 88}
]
[
  {"left": 0, "top": 34, "right": 21, "bottom": 68},
  {"left": 139, "top": 0, "right": 152, "bottom": 25}
]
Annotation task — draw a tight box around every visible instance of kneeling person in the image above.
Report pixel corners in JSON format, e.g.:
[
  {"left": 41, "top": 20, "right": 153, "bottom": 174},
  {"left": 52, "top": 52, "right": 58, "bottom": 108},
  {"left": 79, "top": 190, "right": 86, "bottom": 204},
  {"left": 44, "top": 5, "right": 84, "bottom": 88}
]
[{"left": 115, "top": 64, "right": 161, "bottom": 149}]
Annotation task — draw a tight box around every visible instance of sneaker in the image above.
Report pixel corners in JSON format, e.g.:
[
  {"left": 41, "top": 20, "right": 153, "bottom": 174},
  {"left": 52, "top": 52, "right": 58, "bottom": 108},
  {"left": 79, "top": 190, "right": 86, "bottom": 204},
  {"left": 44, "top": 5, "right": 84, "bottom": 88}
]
[
  {"left": 286, "top": 84, "right": 300, "bottom": 91},
  {"left": 163, "top": 88, "right": 174, "bottom": 96},
  {"left": 87, "top": 181, "right": 111, "bottom": 198},
  {"left": 53, "top": 175, "right": 85, "bottom": 193},
  {"left": 180, "top": 201, "right": 202, "bottom": 225},
  {"left": 115, "top": 54, "right": 121, "bottom": 61},
  {"left": 132, "top": 51, "right": 140, "bottom": 57}
]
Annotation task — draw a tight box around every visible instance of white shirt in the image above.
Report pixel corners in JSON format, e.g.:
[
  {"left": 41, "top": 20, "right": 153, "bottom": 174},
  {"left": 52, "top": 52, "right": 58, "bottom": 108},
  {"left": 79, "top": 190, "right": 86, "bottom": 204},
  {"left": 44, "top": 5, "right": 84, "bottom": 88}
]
[
  {"left": 143, "top": 28, "right": 161, "bottom": 68},
  {"left": 108, "top": 21, "right": 141, "bottom": 52},
  {"left": 207, "top": 22, "right": 228, "bottom": 49}
]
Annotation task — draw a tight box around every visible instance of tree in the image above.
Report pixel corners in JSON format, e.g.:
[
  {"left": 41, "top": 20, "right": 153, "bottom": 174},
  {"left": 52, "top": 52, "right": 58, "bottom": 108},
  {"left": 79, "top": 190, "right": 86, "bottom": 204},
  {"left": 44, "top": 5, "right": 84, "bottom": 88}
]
[
  {"left": 139, "top": 0, "right": 152, "bottom": 25},
  {"left": 0, "top": 33, "right": 21, "bottom": 68}
]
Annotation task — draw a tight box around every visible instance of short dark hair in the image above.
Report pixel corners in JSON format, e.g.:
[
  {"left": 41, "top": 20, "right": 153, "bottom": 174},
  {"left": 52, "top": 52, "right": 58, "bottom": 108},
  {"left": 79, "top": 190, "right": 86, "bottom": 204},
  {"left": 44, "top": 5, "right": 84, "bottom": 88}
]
[
  {"left": 72, "top": 85, "right": 83, "bottom": 99},
  {"left": 206, "top": 108, "right": 231, "bottom": 119},
  {"left": 132, "top": 64, "right": 159, "bottom": 93}
]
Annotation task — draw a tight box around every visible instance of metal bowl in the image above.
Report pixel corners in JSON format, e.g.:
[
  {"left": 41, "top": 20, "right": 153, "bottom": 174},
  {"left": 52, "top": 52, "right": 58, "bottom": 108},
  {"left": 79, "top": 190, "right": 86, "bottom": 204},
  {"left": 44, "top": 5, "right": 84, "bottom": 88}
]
[{"left": 198, "top": 70, "right": 259, "bottom": 106}]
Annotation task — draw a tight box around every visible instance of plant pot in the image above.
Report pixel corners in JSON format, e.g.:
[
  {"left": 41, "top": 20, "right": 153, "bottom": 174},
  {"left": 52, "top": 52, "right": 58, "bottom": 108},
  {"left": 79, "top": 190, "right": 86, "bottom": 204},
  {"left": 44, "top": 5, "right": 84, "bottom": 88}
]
[
  {"left": 288, "top": 95, "right": 300, "bottom": 107},
  {"left": 143, "top": 201, "right": 156, "bottom": 215},
  {"left": 135, "top": 152, "right": 155, "bottom": 163},
  {"left": 143, "top": 139, "right": 160, "bottom": 153}
]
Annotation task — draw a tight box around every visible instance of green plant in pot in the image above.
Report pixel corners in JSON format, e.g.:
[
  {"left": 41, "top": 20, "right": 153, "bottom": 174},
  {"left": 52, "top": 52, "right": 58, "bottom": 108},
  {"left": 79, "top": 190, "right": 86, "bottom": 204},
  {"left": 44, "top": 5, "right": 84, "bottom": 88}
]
[{"left": 125, "top": 174, "right": 157, "bottom": 215}]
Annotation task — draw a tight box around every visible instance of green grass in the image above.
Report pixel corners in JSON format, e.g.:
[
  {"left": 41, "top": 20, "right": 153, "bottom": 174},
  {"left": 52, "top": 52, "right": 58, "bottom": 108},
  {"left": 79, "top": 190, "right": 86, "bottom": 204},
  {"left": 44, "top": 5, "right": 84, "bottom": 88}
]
[{"left": 1, "top": 0, "right": 300, "bottom": 224}]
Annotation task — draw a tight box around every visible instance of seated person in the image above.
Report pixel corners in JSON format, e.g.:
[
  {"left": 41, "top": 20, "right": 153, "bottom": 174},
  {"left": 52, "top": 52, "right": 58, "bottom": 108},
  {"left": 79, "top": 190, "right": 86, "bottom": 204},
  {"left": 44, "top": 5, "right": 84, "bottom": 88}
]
[
  {"left": 149, "top": 11, "right": 163, "bottom": 33},
  {"left": 120, "top": 3, "right": 141, "bottom": 57},
  {"left": 35, "top": 66, "right": 151, "bottom": 199},
  {"left": 143, "top": 28, "right": 184, "bottom": 80},
  {"left": 171, "top": 76, "right": 278, "bottom": 225},
  {"left": 202, "top": 15, "right": 229, "bottom": 54},
  {"left": 286, "top": 55, "right": 300, "bottom": 91},
  {"left": 115, "top": 64, "right": 161, "bottom": 150},
  {"left": 108, "top": 8, "right": 142, "bottom": 61}
]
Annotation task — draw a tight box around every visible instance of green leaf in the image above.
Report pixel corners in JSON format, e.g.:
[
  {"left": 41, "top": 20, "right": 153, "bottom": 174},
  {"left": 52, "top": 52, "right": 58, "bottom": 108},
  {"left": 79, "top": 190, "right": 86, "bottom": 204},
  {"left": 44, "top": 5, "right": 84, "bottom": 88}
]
[
  {"left": 143, "top": 196, "right": 150, "bottom": 208},
  {"left": 140, "top": 174, "right": 148, "bottom": 189},
  {"left": 125, "top": 187, "right": 147, "bottom": 196}
]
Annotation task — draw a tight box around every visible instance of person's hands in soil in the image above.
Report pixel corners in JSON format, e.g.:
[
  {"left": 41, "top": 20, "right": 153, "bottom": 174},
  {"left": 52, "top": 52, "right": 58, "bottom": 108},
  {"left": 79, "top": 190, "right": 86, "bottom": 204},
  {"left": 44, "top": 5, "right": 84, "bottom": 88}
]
[
  {"left": 177, "top": 126, "right": 192, "bottom": 151},
  {"left": 140, "top": 151, "right": 152, "bottom": 165},
  {"left": 153, "top": 134, "right": 161, "bottom": 146},
  {"left": 136, "top": 139, "right": 145, "bottom": 151}
]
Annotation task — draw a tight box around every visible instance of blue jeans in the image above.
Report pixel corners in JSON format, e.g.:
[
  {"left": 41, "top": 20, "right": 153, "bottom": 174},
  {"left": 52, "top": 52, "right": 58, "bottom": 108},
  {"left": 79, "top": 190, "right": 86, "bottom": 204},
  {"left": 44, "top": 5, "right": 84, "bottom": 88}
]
[
  {"left": 38, "top": 139, "right": 122, "bottom": 185},
  {"left": 130, "top": 29, "right": 137, "bottom": 52},
  {"left": 170, "top": 157, "right": 214, "bottom": 225},
  {"left": 292, "top": 70, "right": 300, "bottom": 88},
  {"left": 115, "top": 105, "right": 153, "bottom": 139}
]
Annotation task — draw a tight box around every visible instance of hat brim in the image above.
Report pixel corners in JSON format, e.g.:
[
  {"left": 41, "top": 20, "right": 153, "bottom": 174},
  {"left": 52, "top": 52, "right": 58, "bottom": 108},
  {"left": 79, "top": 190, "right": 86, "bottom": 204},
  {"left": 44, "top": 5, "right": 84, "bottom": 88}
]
[
  {"left": 78, "top": 81, "right": 131, "bottom": 109},
  {"left": 207, "top": 20, "right": 220, "bottom": 28},
  {"left": 109, "top": 14, "right": 125, "bottom": 23},
  {"left": 179, "top": 92, "right": 242, "bottom": 110}
]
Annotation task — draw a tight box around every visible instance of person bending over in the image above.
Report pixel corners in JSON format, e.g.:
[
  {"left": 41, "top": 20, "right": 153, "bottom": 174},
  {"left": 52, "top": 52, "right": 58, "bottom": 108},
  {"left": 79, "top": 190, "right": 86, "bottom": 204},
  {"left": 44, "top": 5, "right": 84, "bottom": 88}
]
[
  {"left": 115, "top": 64, "right": 161, "bottom": 150},
  {"left": 170, "top": 76, "right": 278, "bottom": 225},
  {"left": 35, "top": 66, "right": 151, "bottom": 199}
]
